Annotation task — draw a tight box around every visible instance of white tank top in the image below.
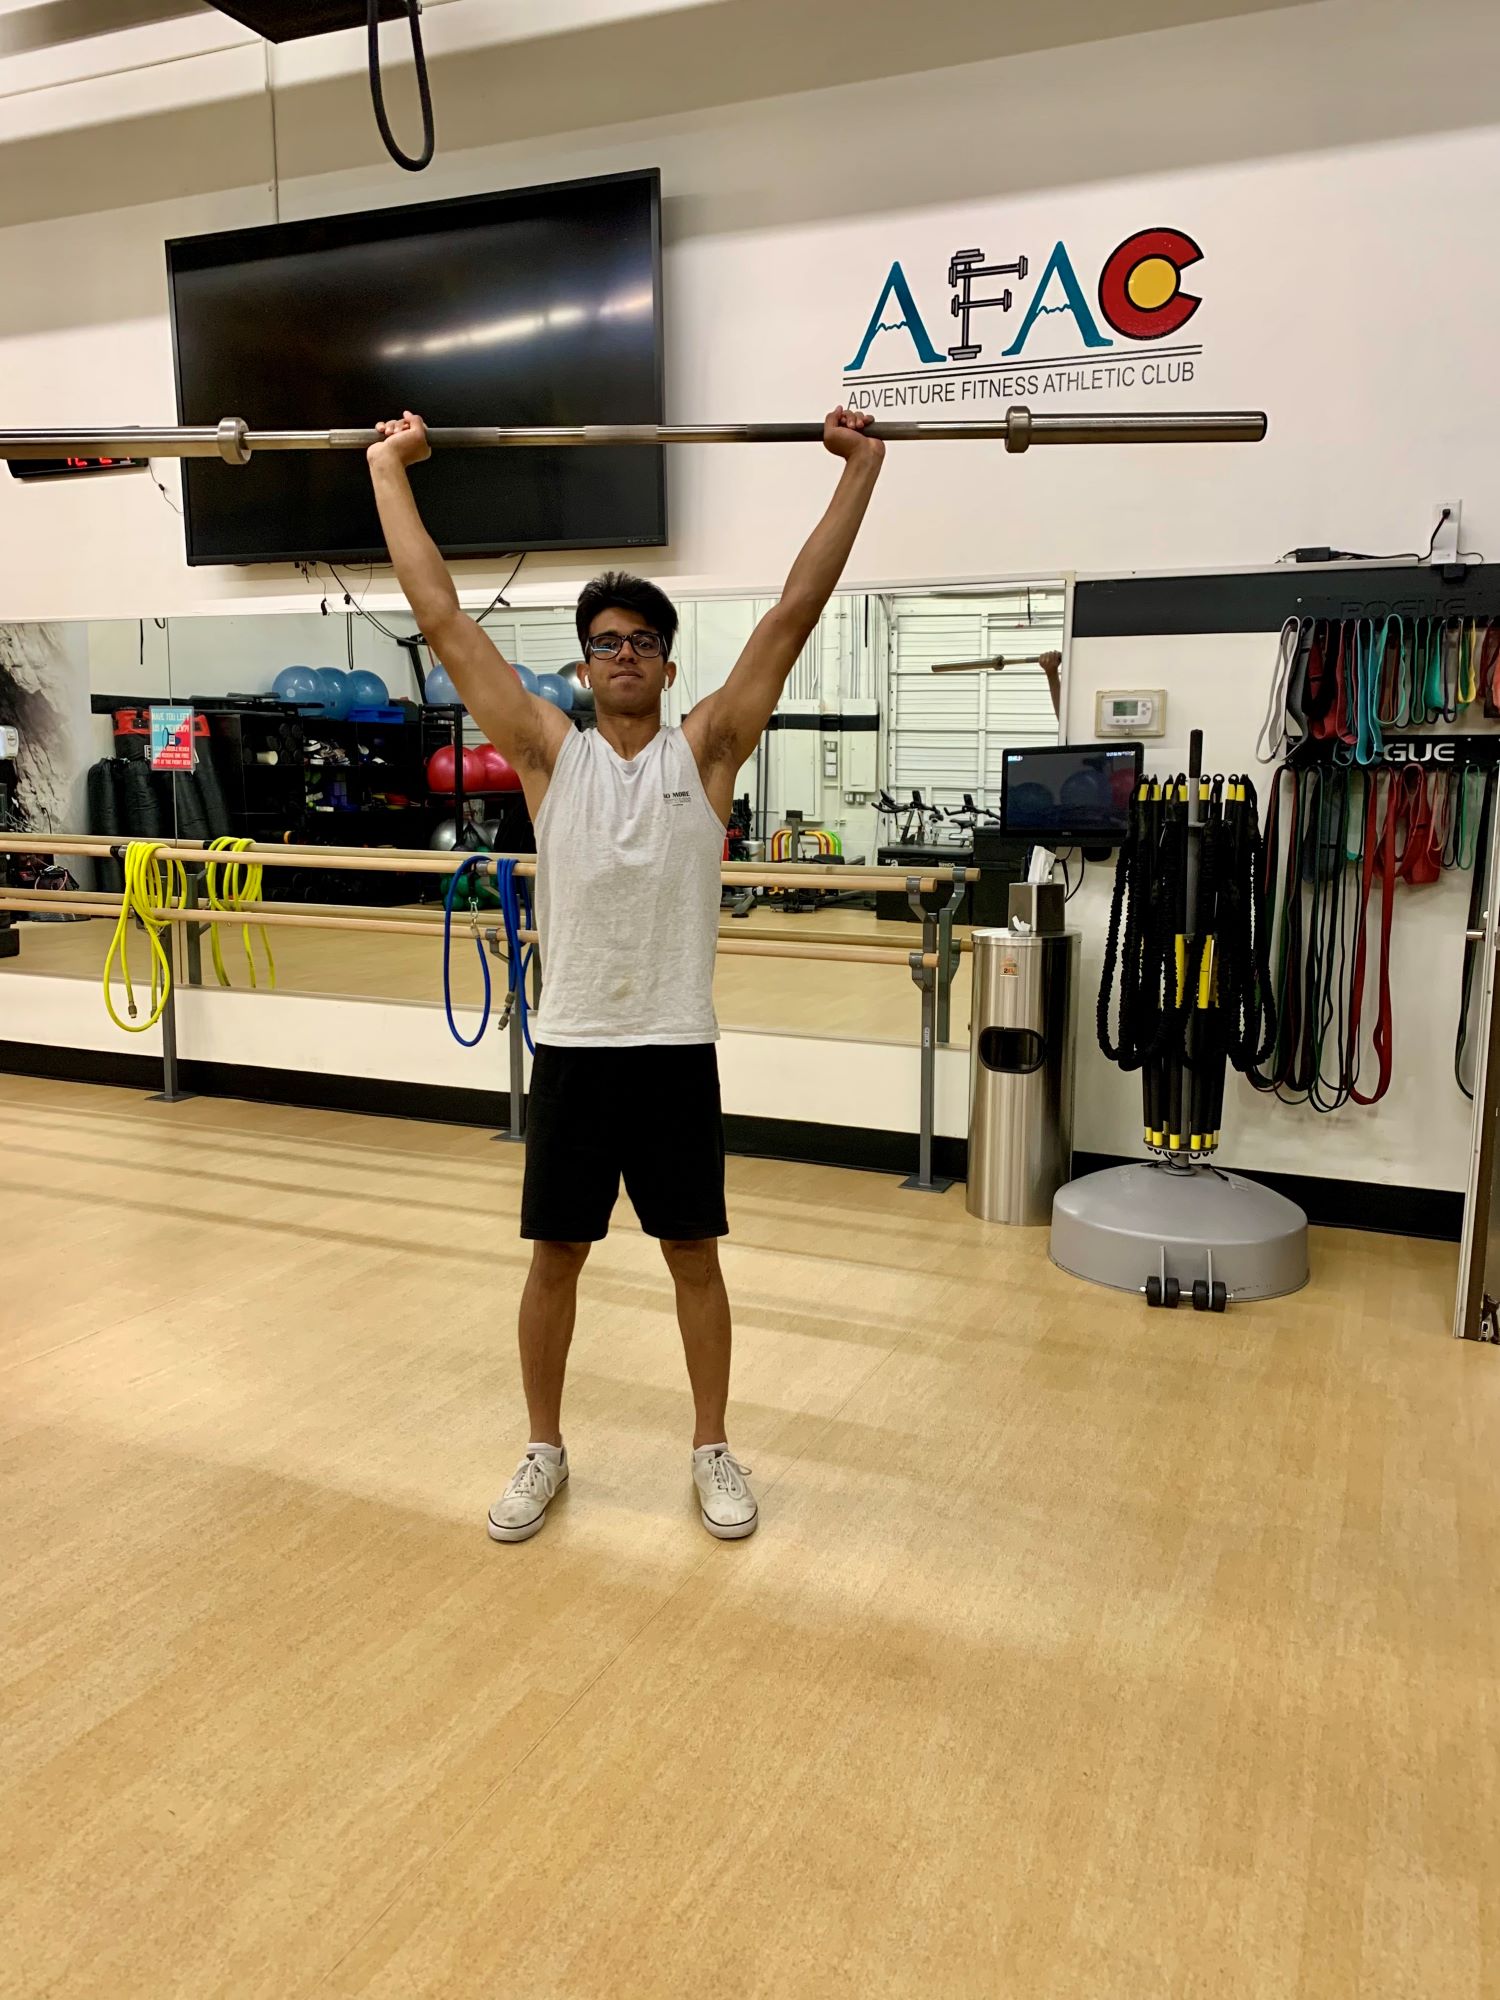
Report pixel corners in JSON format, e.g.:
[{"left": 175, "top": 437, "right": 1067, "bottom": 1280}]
[{"left": 531, "top": 725, "right": 724, "bottom": 1046}]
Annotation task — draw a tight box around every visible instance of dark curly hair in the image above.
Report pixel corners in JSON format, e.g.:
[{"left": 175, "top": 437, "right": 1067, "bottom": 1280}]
[{"left": 575, "top": 571, "right": 679, "bottom": 659}]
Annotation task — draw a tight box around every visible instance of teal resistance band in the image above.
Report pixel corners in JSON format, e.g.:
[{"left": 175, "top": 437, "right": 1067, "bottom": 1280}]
[
  {"left": 1373, "top": 614, "right": 1409, "bottom": 730},
  {"left": 1354, "top": 617, "right": 1384, "bottom": 767}
]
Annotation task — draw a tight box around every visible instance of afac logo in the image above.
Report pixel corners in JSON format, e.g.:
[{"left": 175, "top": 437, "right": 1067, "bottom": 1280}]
[{"left": 843, "top": 228, "right": 1204, "bottom": 408}]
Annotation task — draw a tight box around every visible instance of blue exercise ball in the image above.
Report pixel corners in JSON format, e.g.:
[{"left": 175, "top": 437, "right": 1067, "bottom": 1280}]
[
  {"left": 346, "top": 669, "right": 389, "bottom": 711},
  {"left": 512, "top": 662, "right": 538, "bottom": 695},
  {"left": 425, "top": 663, "right": 461, "bottom": 708},
  {"left": 273, "top": 665, "right": 324, "bottom": 708},
  {"left": 535, "top": 673, "right": 575, "bottom": 713},
  {"left": 313, "top": 668, "right": 353, "bottom": 720}
]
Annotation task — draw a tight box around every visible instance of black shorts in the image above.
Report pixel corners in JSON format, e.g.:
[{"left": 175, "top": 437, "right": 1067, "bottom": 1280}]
[{"left": 520, "top": 1042, "right": 728, "bottom": 1243}]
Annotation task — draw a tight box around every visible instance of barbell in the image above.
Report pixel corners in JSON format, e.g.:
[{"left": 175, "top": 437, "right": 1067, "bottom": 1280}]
[
  {"left": 0, "top": 405, "right": 1267, "bottom": 464},
  {"left": 930, "top": 655, "right": 1047, "bottom": 674}
]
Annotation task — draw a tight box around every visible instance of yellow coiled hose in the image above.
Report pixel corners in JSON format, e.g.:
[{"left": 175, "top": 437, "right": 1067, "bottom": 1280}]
[
  {"left": 205, "top": 836, "right": 277, "bottom": 990},
  {"left": 103, "top": 842, "right": 188, "bottom": 1033}
]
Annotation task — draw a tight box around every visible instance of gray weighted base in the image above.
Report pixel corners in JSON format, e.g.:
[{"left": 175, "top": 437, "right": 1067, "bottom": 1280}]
[{"left": 1050, "top": 1161, "right": 1309, "bottom": 1303}]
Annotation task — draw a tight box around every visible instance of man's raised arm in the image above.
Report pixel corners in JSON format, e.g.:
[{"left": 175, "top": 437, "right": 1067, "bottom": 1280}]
[
  {"left": 367, "top": 412, "right": 567, "bottom": 791},
  {"left": 685, "top": 408, "right": 884, "bottom": 804}
]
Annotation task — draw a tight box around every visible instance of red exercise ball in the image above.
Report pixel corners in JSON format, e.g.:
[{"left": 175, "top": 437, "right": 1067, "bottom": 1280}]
[
  {"left": 426, "top": 744, "right": 457, "bottom": 793},
  {"left": 478, "top": 744, "right": 523, "bottom": 792},
  {"left": 461, "top": 746, "right": 487, "bottom": 791}
]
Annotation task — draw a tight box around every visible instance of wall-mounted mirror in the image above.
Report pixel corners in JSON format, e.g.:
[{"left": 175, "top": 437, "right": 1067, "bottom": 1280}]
[{"left": 0, "top": 577, "right": 1070, "bottom": 1052}]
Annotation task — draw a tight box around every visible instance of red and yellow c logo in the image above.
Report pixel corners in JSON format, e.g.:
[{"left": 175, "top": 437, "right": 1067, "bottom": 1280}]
[{"left": 1097, "top": 227, "right": 1203, "bottom": 340}]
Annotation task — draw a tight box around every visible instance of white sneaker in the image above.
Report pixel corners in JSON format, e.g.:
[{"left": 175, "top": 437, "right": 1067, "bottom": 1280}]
[
  {"left": 693, "top": 1445, "right": 758, "bottom": 1540},
  {"left": 487, "top": 1445, "right": 568, "bottom": 1543}
]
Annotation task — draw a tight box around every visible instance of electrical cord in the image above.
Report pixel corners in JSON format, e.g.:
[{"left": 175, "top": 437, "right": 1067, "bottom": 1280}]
[
  {"left": 368, "top": 0, "right": 435, "bottom": 173},
  {"left": 1275, "top": 517, "right": 1439, "bottom": 566},
  {"left": 311, "top": 554, "right": 525, "bottom": 654},
  {"left": 476, "top": 553, "right": 527, "bottom": 627},
  {"left": 149, "top": 468, "right": 183, "bottom": 517},
  {"left": 319, "top": 563, "right": 406, "bottom": 642}
]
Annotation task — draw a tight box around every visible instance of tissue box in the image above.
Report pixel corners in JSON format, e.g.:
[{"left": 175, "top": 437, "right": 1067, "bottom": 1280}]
[{"left": 1007, "top": 882, "right": 1065, "bottom": 934}]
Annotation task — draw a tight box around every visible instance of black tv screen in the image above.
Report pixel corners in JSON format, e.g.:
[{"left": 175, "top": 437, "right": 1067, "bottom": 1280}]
[
  {"left": 166, "top": 169, "right": 664, "bottom": 566},
  {"left": 1001, "top": 742, "right": 1143, "bottom": 843}
]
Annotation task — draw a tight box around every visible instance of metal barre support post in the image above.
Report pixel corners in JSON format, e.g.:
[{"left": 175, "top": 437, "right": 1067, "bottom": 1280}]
[
  {"left": 0, "top": 405, "right": 1268, "bottom": 463},
  {"left": 485, "top": 925, "right": 528, "bottom": 1147},
  {"left": 146, "top": 976, "right": 193, "bottom": 1107},
  {"left": 901, "top": 870, "right": 966, "bottom": 1196}
]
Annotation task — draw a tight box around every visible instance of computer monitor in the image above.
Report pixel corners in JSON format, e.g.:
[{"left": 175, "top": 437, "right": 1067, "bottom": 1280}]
[{"left": 1000, "top": 742, "right": 1143, "bottom": 846}]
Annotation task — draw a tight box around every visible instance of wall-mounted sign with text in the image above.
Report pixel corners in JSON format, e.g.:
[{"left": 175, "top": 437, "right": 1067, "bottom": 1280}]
[
  {"left": 149, "top": 705, "right": 197, "bottom": 773},
  {"left": 842, "top": 227, "right": 1205, "bottom": 413}
]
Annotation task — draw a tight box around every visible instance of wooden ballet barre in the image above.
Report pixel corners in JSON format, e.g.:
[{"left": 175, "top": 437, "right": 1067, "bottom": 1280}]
[
  {"left": 0, "top": 893, "right": 935, "bottom": 966},
  {"left": 0, "top": 835, "right": 964, "bottom": 896},
  {"left": 0, "top": 407, "right": 1268, "bottom": 464},
  {"left": 0, "top": 895, "right": 463, "bottom": 940},
  {"left": 0, "top": 836, "right": 490, "bottom": 877}
]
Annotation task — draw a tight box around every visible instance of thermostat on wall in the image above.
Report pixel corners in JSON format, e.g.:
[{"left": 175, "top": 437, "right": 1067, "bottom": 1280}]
[{"left": 1096, "top": 689, "right": 1166, "bottom": 738}]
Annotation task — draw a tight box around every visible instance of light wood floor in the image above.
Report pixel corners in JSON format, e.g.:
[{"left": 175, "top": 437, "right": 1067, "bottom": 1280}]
[
  {"left": 0, "top": 905, "right": 974, "bottom": 1044},
  {"left": 3, "top": 1075, "right": 1496, "bottom": 1999}
]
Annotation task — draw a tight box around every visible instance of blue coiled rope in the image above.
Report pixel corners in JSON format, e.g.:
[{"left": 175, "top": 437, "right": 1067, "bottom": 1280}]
[
  {"left": 442, "top": 855, "right": 492, "bottom": 1048},
  {"left": 442, "top": 853, "right": 536, "bottom": 1051},
  {"left": 495, "top": 857, "right": 536, "bottom": 1054}
]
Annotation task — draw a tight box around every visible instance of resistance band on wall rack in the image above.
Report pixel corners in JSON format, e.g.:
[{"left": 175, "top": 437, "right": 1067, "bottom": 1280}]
[
  {"left": 1251, "top": 761, "right": 1484, "bottom": 1110},
  {"left": 1262, "top": 614, "right": 1500, "bottom": 768}
]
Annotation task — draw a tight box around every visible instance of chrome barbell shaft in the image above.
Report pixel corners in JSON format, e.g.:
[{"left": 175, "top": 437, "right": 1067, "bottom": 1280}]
[
  {"left": 930, "top": 655, "right": 1046, "bottom": 673},
  {"left": 0, "top": 406, "right": 1267, "bottom": 463}
]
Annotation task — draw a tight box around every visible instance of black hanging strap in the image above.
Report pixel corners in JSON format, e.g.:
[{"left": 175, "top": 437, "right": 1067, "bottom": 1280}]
[{"left": 368, "top": 0, "right": 436, "bottom": 172}]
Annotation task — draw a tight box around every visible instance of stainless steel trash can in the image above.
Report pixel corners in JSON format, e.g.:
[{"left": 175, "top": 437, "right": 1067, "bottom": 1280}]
[{"left": 967, "top": 928, "right": 1079, "bottom": 1224}]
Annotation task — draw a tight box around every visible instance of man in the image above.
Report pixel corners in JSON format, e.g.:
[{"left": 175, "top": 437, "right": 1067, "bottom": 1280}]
[{"left": 367, "top": 406, "right": 884, "bottom": 1543}]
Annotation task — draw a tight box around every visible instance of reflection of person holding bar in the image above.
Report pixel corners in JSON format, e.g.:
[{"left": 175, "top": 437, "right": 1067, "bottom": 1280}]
[
  {"left": 1040, "top": 649, "right": 1062, "bottom": 717},
  {"left": 366, "top": 405, "right": 884, "bottom": 1545}
]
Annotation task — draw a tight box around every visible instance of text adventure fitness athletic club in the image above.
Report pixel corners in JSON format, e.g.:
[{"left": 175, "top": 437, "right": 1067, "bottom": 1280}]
[{"left": 841, "top": 227, "right": 1207, "bottom": 409}]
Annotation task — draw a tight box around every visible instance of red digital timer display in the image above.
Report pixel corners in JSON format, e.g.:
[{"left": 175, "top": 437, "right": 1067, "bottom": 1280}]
[{"left": 5, "top": 455, "right": 146, "bottom": 482}]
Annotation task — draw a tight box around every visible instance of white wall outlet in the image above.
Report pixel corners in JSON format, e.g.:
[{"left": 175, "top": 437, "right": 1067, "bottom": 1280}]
[{"left": 1432, "top": 500, "right": 1462, "bottom": 564}]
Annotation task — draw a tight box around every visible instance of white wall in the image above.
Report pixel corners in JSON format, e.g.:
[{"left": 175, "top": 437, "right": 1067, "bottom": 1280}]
[
  {"left": 2, "top": 0, "right": 1498, "bottom": 622},
  {"left": 3, "top": 0, "right": 1495, "bottom": 1196}
]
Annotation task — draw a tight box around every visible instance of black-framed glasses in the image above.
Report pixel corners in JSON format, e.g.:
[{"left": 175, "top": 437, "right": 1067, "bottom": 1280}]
[{"left": 585, "top": 630, "right": 666, "bottom": 660}]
